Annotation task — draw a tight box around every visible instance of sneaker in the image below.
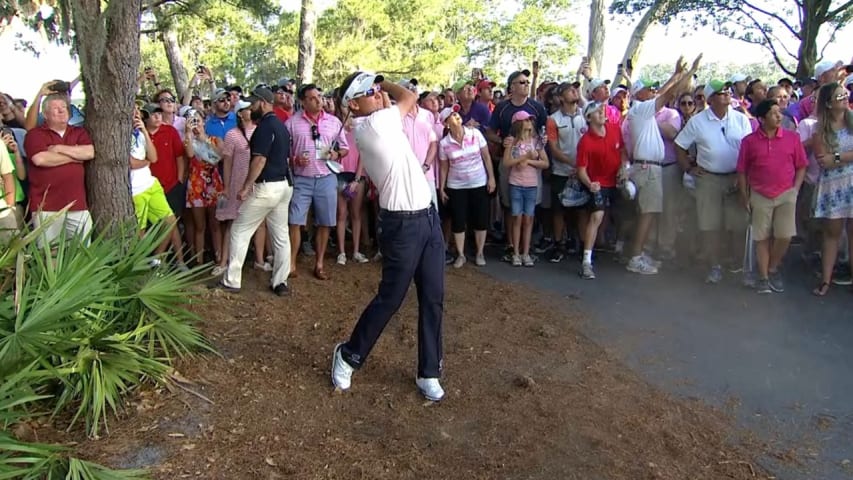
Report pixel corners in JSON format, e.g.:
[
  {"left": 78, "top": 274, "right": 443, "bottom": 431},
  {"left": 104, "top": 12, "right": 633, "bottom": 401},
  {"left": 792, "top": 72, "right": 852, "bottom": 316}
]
[
  {"left": 353, "top": 252, "right": 369, "bottom": 264},
  {"left": 176, "top": 262, "right": 190, "bottom": 273},
  {"left": 742, "top": 270, "right": 757, "bottom": 288},
  {"left": 580, "top": 262, "right": 595, "bottom": 279},
  {"left": 372, "top": 252, "right": 383, "bottom": 262},
  {"left": 626, "top": 256, "right": 659, "bottom": 275},
  {"left": 512, "top": 254, "right": 522, "bottom": 266},
  {"left": 547, "top": 248, "right": 565, "bottom": 263},
  {"left": 271, "top": 283, "right": 290, "bottom": 297},
  {"left": 254, "top": 261, "right": 273, "bottom": 271},
  {"left": 453, "top": 254, "right": 466, "bottom": 269},
  {"left": 301, "top": 242, "right": 316, "bottom": 256},
  {"left": 832, "top": 274, "right": 853, "bottom": 286},
  {"left": 522, "top": 254, "right": 535, "bottom": 267},
  {"left": 336, "top": 253, "right": 347, "bottom": 266},
  {"left": 415, "top": 377, "right": 445, "bottom": 402},
  {"left": 210, "top": 281, "right": 240, "bottom": 294},
  {"left": 705, "top": 265, "right": 723, "bottom": 284},
  {"left": 501, "top": 245, "right": 515, "bottom": 263},
  {"left": 211, "top": 265, "right": 226, "bottom": 276},
  {"left": 533, "top": 237, "right": 554, "bottom": 254},
  {"left": 768, "top": 271, "right": 785, "bottom": 293},
  {"left": 640, "top": 252, "right": 662, "bottom": 269},
  {"left": 755, "top": 277, "right": 772, "bottom": 294},
  {"left": 445, "top": 251, "right": 455, "bottom": 265},
  {"left": 475, "top": 254, "right": 486, "bottom": 266},
  {"left": 331, "top": 343, "right": 354, "bottom": 391},
  {"left": 148, "top": 258, "right": 162, "bottom": 269}
]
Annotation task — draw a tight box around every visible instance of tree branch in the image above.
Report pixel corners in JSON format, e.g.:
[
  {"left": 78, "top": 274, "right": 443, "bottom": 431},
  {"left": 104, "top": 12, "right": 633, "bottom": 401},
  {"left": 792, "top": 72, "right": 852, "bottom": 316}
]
[
  {"left": 739, "top": 0, "right": 801, "bottom": 39},
  {"left": 826, "top": 0, "right": 853, "bottom": 19},
  {"left": 818, "top": 21, "right": 844, "bottom": 60},
  {"left": 730, "top": 11, "right": 796, "bottom": 76}
]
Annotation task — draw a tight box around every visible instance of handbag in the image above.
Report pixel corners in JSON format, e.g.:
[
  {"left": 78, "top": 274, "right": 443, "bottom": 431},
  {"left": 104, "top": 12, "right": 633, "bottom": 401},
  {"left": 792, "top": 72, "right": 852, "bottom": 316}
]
[{"left": 559, "top": 176, "right": 591, "bottom": 207}]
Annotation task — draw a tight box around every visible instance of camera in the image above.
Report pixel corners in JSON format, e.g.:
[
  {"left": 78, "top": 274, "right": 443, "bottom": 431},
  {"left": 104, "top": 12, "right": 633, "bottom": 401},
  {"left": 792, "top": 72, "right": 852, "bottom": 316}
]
[
  {"left": 51, "top": 81, "right": 70, "bottom": 94},
  {"left": 196, "top": 65, "right": 206, "bottom": 74}
]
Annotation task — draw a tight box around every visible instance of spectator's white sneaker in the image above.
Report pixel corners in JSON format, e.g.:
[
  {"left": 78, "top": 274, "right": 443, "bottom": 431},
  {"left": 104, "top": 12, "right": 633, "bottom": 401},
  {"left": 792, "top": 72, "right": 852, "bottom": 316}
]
[
  {"left": 641, "top": 252, "right": 662, "bottom": 269},
  {"left": 210, "top": 265, "right": 226, "bottom": 276},
  {"left": 416, "top": 377, "right": 445, "bottom": 402},
  {"left": 353, "top": 252, "right": 369, "bottom": 263},
  {"left": 331, "top": 343, "right": 354, "bottom": 391},
  {"left": 475, "top": 253, "right": 486, "bottom": 266},
  {"left": 453, "top": 254, "right": 466, "bottom": 269},
  {"left": 336, "top": 253, "right": 347, "bottom": 265},
  {"left": 626, "top": 256, "right": 658, "bottom": 275},
  {"left": 254, "top": 261, "right": 273, "bottom": 271}
]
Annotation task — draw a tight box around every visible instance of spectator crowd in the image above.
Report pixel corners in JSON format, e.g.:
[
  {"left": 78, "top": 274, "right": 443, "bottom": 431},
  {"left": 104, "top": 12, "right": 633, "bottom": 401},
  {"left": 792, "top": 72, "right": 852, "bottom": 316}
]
[{"left": 2, "top": 56, "right": 853, "bottom": 297}]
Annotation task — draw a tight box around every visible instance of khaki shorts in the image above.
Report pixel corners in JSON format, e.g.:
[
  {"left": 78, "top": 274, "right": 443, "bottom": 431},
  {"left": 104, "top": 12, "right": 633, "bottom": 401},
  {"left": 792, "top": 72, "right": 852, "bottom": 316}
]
[
  {"left": 750, "top": 188, "right": 798, "bottom": 241},
  {"left": 695, "top": 173, "right": 746, "bottom": 232},
  {"left": 630, "top": 164, "right": 663, "bottom": 214}
]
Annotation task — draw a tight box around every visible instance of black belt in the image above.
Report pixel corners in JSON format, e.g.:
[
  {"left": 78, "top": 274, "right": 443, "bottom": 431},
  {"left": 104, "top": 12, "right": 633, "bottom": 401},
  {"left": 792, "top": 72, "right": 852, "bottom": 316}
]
[
  {"left": 256, "top": 176, "right": 289, "bottom": 183},
  {"left": 634, "top": 160, "right": 663, "bottom": 166},
  {"left": 380, "top": 205, "right": 434, "bottom": 218},
  {"left": 705, "top": 170, "right": 736, "bottom": 176}
]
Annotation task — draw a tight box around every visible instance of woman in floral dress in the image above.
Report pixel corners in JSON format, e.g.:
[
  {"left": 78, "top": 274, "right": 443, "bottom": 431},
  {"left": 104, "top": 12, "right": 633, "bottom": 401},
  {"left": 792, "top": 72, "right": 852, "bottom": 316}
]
[
  {"left": 811, "top": 82, "right": 853, "bottom": 295},
  {"left": 184, "top": 109, "right": 224, "bottom": 265}
]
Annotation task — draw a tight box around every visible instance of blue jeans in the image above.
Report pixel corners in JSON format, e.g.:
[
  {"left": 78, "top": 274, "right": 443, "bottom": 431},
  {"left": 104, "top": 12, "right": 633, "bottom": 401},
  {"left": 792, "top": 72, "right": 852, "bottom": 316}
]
[
  {"left": 510, "top": 185, "right": 537, "bottom": 216},
  {"left": 340, "top": 205, "right": 445, "bottom": 378}
]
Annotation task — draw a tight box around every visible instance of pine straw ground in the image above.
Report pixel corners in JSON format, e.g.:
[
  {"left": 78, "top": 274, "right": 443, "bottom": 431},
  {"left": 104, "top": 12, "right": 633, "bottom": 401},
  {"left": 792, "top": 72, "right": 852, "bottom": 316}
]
[{"left": 57, "top": 257, "right": 779, "bottom": 479}]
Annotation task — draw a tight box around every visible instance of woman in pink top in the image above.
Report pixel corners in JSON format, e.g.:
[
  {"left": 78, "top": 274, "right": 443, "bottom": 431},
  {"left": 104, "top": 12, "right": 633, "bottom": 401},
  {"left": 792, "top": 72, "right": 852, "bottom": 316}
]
[
  {"left": 335, "top": 112, "right": 369, "bottom": 265},
  {"left": 438, "top": 105, "right": 496, "bottom": 268},
  {"left": 213, "top": 101, "right": 269, "bottom": 276},
  {"left": 502, "top": 111, "right": 548, "bottom": 266}
]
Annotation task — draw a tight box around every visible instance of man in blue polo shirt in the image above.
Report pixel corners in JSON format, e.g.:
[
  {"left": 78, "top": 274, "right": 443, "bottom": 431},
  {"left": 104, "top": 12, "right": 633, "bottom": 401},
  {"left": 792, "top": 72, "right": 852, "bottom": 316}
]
[
  {"left": 204, "top": 88, "right": 237, "bottom": 140},
  {"left": 218, "top": 87, "right": 294, "bottom": 296}
]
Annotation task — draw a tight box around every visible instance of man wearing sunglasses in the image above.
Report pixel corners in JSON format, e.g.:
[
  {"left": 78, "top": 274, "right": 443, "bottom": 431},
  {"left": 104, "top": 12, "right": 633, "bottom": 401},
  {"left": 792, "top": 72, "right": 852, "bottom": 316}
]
[
  {"left": 204, "top": 88, "right": 237, "bottom": 141},
  {"left": 273, "top": 78, "right": 295, "bottom": 122},
  {"left": 285, "top": 83, "right": 349, "bottom": 281},
  {"left": 331, "top": 72, "right": 445, "bottom": 402}
]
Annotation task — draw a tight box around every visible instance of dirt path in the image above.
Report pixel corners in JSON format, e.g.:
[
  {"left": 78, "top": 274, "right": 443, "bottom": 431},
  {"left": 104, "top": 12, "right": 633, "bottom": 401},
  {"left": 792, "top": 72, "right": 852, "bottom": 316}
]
[{"left": 71, "top": 259, "right": 773, "bottom": 479}]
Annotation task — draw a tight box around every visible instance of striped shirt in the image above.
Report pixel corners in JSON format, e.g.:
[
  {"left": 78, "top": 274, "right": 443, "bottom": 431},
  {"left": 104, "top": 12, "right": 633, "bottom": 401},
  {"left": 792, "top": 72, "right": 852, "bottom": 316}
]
[
  {"left": 285, "top": 110, "right": 349, "bottom": 177},
  {"left": 438, "top": 127, "right": 488, "bottom": 189}
]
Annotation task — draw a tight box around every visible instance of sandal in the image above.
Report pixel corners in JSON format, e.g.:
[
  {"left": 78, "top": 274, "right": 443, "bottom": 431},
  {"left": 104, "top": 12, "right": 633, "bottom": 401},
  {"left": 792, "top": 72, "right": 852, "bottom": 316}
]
[
  {"left": 313, "top": 265, "right": 329, "bottom": 281},
  {"left": 812, "top": 282, "right": 830, "bottom": 296}
]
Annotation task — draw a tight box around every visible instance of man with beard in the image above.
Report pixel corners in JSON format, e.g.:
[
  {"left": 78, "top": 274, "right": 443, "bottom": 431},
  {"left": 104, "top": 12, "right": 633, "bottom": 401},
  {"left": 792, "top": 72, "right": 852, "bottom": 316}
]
[{"left": 217, "top": 86, "right": 294, "bottom": 296}]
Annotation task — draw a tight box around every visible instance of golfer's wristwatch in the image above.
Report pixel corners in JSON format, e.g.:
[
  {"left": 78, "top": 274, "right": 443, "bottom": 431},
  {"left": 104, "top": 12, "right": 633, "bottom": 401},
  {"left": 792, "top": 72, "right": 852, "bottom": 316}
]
[{"left": 834, "top": 152, "right": 841, "bottom": 164}]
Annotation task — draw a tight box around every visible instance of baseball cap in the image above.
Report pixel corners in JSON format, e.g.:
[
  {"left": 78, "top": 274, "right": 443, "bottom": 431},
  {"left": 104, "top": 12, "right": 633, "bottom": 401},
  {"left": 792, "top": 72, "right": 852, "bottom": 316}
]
[
  {"left": 511, "top": 110, "right": 533, "bottom": 123},
  {"left": 178, "top": 105, "right": 193, "bottom": 117},
  {"left": 506, "top": 69, "right": 531, "bottom": 90},
  {"left": 729, "top": 73, "right": 748, "bottom": 84},
  {"left": 212, "top": 88, "right": 230, "bottom": 101},
  {"left": 246, "top": 86, "right": 275, "bottom": 104},
  {"left": 476, "top": 79, "right": 496, "bottom": 91},
  {"left": 630, "top": 79, "right": 659, "bottom": 95},
  {"left": 584, "top": 78, "right": 611, "bottom": 98},
  {"left": 583, "top": 101, "right": 604, "bottom": 117},
  {"left": 235, "top": 99, "right": 252, "bottom": 111},
  {"left": 398, "top": 78, "right": 419, "bottom": 92},
  {"left": 704, "top": 80, "right": 728, "bottom": 100},
  {"left": 777, "top": 77, "right": 794, "bottom": 87},
  {"left": 452, "top": 79, "right": 474, "bottom": 92},
  {"left": 814, "top": 60, "right": 840, "bottom": 79},
  {"left": 341, "top": 71, "right": 385, "bottom": 103},
  {"left": 439, "top": 104, "right": 460, "bottom": 123},
  {"left": 141, "top": 103, "right": 163, "bottom": 115},
  {"left": 844, "top": 74, "right": 853, "bottom": 88}
]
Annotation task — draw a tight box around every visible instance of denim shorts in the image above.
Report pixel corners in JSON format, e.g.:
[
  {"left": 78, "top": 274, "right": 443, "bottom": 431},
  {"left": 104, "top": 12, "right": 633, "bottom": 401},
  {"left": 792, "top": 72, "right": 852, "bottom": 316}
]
[
  {"left": 288, "top": 174, "right": 338, "bottom": 226},
  {"left": 510, "top": 184, "right": 537, "bottom": 216}
]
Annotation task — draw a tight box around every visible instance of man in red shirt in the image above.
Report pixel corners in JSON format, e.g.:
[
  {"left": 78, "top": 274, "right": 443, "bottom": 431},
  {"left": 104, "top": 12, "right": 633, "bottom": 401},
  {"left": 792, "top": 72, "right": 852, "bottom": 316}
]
[
  {"left": 273, "top": 79, "right": 295, "bottom": 122},
  {"left": 736, "top": 99, "right": 808, "bottom": 294},
  {"left": 143, "top": 104, "right": 187, "bottom": 218},
  {"left": 576, "top": 101, "right": 628, "bottom": 279},
  {"left": 24, "top": 93, "right": 94, "bottom": 245}
]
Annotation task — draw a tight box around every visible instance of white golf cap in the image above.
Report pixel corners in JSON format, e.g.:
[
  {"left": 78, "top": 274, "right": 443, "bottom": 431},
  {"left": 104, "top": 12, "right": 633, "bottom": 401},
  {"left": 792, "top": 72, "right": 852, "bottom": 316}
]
[{"left": 342, "top": 72, "right": 385, "bottom": 103}]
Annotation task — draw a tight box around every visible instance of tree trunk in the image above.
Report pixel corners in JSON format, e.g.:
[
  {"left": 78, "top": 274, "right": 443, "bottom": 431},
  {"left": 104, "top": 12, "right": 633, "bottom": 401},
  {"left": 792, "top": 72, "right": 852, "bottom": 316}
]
[
  {"left": 795, "top": 0, "right": 821, "bottom": 79},
  {"left": 69, "top": 0, "right": 140, "bottom": 233},
  {"left": 296, "top": 0, "right": 317, "bottom": 85},
  {"left": 155, "top": 11, "right": 189, "bottom": 99},
  {"left": 614, "top": 0, "right": 666, "bottom": 85},
  {"left": 587, "top": 0, "right": 606, "bottom": 77}
]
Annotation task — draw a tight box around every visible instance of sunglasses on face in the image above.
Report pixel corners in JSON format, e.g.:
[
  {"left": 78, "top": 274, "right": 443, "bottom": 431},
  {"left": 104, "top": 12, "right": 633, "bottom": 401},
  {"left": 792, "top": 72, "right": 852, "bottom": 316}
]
[
  {"left": 311, "top": 124, "right": 320, "bottom": 141},
  {"left": 680, "top": 100, "right": 694, "bottom": 106},
  {"left": 352, "top": 85, "right": 381, "bottom": 100},
  {"left": 834, "top": 93, "right": 849, "bottom": 101},
  {"left": 217, "top": 98, "right": 230, "bottom": 104},
  {"left": 158, "top": 97, "right": 176, "bottom": 103},
  {"left": 514, "top": 80, "right": 530, "bottom": 85}
]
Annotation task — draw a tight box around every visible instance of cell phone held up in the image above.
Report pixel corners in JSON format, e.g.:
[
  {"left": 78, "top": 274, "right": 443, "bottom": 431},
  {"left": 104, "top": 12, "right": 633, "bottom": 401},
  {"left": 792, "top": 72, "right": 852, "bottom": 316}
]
[
  {"left": 51, "top": 80, "right": 70, "bottom": 94},
  {"left": 196, "top": 65, "right": 206, "bottom": 74}
]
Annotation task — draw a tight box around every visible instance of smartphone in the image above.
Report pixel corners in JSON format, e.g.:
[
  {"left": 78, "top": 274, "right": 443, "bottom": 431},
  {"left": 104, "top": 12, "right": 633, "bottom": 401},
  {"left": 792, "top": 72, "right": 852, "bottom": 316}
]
[
  {"left": 532, "top": 60, "right": 540, "bottom": 70},
  {"left": 617, "top": 63, "right": 624, "bottom": 75},
  {"left": 196, "top": 65, "right": 205, "bottom": 73},
  {"left": 52, "top": 80, "right": 70, "bottom": 94},
  {"left": 626, "top": 58, "right": 633, "bottom": 70},
  {"left": 472, "top": 68, "right": 484, "bottom": 81},
  {"left": 581, "top": 56, "right": 589, "bottom": 64},
  {"left": 0, "top": 127, "right": 12, "bottom": 137}
]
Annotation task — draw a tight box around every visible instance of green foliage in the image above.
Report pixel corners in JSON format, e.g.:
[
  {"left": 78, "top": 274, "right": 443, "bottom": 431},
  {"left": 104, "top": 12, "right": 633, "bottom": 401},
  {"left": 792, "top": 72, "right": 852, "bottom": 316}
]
[
  {"left": 140, "top": 0, "right": 579, "bottom": 93},
  {"left": 0, "top": 217, "right": 212, "bottom": 479}
]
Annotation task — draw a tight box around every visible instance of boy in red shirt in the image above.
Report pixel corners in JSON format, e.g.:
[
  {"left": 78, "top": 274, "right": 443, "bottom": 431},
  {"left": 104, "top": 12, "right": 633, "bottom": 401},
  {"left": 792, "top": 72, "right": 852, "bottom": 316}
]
[{"left": 576, "top": 102, "right": 628, "bottom": 279}]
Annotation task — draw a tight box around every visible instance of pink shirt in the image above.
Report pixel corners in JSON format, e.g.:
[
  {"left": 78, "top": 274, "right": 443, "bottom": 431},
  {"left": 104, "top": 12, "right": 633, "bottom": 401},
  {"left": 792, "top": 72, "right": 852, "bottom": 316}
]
[
  {"left": 657, "top": 107, "right": 682, "bottom": 163},
  {"left": 605, "top": 104, "right": 622, "bottom": 126},
  {"left": 339, "top": 129, "right": 359, "bottom": 174},
  {"left": 438, "top": 127, "right": 488, "bottom": 189},
  {"left": 402, "top": 108, "right": 438, "bottom": 184},
  {"left": 736, "top": 127, "right": 808, "bottom": 199},
  {"left": 508, "top": 140, "right": 540, "bottom": 187},
  {"left": 285, "top": 110, "right": 349, "bottom": 177}
]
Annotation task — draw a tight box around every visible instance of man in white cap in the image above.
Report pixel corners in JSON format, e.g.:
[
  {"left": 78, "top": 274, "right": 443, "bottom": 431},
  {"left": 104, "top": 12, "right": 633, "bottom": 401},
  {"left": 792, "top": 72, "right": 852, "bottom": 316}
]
[
  {"left": 331, "top": 72, "right": 446, "bottom": 402},
  {"left": 622, "top": 55, "right": 700, "bottom": 275},
  {"left": 729, "top": 73, "right": 749, "bottom": 110}
]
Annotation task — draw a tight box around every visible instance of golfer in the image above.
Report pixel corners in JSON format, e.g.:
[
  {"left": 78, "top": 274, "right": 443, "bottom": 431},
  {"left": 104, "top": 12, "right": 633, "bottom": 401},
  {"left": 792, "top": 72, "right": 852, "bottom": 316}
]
[{"left": 331, "top": 72, "right": 446, "bottom": 401}]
